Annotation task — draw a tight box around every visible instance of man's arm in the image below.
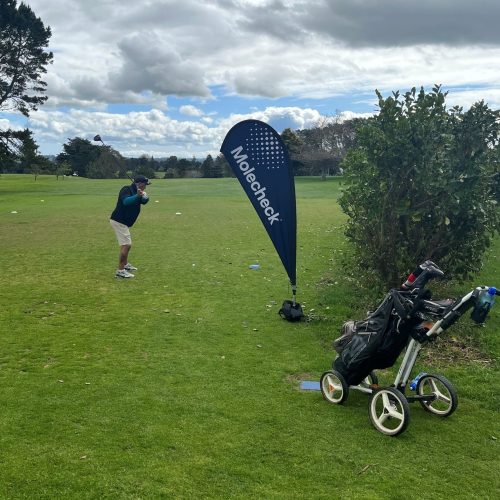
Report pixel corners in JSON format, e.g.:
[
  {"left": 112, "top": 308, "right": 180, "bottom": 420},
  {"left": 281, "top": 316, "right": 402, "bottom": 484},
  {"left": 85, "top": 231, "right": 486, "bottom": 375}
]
[
  {"left": 120, "top": 186, "right": 142, "bottom": 206},
  {"left": 122, "top": 193, "right": 142, "bottom": 206}
]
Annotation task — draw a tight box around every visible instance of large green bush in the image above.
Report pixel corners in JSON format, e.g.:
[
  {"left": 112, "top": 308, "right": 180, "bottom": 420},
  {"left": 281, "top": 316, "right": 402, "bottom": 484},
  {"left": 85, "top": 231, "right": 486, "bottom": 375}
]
[{"left": 339, "top": 86, "right": 499, "bottom": 287}]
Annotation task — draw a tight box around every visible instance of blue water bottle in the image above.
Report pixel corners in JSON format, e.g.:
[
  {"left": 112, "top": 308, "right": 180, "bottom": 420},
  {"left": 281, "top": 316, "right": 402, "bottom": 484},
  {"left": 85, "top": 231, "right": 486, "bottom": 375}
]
[
  {"left": 471, "top": 287, "right": 496, "bottom": 323},
  {"left": 409, "top": 372, "right": 426, "bottom": 391},
  {"left": 485, "top": 287, "right": 496, "bottom": 306}
]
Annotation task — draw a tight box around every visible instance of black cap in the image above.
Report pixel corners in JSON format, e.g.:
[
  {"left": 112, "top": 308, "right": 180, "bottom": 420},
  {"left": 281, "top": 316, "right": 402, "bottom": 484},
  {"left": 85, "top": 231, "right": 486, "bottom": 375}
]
[{"left": 134, "top": 175, "right": 151, "bottom": 185}]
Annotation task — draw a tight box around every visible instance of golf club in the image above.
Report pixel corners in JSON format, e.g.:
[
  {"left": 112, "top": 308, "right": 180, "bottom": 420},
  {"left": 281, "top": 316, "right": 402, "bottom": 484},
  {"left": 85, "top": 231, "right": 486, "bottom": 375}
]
[{"left": 93, "top": 134, "right": 135, "bottom": 183}]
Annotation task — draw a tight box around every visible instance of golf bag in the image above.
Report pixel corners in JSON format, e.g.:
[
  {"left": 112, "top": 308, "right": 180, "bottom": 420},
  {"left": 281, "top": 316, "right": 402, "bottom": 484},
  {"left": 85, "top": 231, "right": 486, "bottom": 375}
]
[{"left": 333, "top": 289, "right": 424, "bottom": 386}]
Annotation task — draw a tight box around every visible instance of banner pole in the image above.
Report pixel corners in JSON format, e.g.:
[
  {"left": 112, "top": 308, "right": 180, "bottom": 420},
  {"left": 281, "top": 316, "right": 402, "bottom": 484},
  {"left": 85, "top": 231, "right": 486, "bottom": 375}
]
[{"left": 292, "top": 285, "right": 297, "bottom": 306}]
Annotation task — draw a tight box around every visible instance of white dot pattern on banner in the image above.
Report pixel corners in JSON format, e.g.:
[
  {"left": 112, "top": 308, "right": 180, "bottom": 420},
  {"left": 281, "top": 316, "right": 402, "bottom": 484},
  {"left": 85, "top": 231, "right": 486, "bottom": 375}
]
[{"left": 244, "top": 125, "right": 286, "bottom": 169}]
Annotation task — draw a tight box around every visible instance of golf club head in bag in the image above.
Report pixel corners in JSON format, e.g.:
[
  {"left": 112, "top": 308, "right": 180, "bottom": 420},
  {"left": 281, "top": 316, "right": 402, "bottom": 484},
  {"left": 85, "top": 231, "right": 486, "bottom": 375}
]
[{"left": 401, "top": 260, "right": 444, "bottom": 290}]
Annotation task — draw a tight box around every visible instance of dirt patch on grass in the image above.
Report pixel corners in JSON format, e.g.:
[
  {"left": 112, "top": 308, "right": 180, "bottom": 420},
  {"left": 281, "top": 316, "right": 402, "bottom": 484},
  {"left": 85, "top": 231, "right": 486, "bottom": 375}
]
[
  {"left": 285, "top": 373, "right": 318, "bottom": 386},
  {"left": 419, "top": 335, "right": 494, "bottom": 366}
]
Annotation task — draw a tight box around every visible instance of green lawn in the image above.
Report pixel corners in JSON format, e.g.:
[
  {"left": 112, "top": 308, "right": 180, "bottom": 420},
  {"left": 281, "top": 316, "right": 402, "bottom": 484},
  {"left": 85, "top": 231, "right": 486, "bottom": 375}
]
[{"left": 0, "top": 174, "right": 498, "bottom": 499}]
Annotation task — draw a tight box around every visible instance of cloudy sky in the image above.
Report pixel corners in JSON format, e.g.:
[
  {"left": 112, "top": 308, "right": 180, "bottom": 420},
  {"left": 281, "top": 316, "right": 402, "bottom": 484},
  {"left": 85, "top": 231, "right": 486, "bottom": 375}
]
[{"left": 6, "top": 0, "right": 500, "bottom": 157}]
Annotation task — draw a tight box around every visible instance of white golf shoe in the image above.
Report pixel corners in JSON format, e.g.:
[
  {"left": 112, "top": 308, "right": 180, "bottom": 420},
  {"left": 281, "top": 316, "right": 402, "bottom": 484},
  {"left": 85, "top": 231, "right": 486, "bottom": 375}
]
[
  {"left": 115, "top": 269, "right": 135, "bottom": 278},
  {"left": 124, "top": 263, "right": 137, "bottom": 271}
]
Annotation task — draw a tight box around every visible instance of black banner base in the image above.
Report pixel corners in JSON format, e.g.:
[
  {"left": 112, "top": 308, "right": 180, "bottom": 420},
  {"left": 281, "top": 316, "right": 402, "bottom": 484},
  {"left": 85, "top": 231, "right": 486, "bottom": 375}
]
[{"left": 279, "top": 300, "right": 304, "bottom": 322}]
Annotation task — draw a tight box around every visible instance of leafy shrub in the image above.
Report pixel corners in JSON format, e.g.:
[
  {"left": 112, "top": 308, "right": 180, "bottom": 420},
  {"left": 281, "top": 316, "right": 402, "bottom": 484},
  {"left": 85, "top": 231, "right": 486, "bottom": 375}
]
[{"left": 339, "top": 86, "right": 499, "bottom": 287}]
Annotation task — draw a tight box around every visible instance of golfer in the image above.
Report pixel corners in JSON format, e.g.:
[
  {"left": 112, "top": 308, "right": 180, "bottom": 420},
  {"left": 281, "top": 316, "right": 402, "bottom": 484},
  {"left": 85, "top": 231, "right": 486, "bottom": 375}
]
[{"left": 110, "top": 175, "right": 150, "bottom": 278}]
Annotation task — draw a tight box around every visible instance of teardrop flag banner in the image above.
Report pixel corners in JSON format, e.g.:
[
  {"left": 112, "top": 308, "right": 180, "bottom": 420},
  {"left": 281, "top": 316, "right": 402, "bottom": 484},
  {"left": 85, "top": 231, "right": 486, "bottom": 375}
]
[{"left": 221, "top": 119, "right": 298, "bottom": 296}]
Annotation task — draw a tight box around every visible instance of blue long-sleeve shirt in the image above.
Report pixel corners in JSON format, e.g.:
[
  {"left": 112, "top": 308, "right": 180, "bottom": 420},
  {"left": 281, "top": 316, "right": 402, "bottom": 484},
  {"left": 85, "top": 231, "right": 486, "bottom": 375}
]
[{"left": 110, "top": 183, "right": 149, "bottom": 227}]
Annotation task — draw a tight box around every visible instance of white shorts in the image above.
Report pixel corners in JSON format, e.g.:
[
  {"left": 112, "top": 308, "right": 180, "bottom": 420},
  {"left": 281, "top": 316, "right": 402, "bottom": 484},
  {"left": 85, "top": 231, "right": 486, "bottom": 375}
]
[{"left": 110, "top": 219, "right": 132, "bottom": 246}]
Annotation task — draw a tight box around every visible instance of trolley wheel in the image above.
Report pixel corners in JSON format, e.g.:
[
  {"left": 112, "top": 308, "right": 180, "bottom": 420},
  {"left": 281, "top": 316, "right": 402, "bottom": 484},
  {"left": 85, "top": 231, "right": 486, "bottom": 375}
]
[
  {"left": 369, "top": 387, "right": 410, "bottom": 436},
  {"left": 417, "top": 374, "right": 458, "bottom": 417},
  {"left": 320, "top": 370, "right": 349, "bottom": 404}
]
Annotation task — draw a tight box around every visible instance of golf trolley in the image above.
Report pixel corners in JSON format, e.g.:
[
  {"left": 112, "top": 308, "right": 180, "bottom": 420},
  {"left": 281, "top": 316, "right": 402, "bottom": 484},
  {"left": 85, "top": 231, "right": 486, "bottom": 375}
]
[{"left": 320, "top": 261, "right": 498, "bottom": 436}]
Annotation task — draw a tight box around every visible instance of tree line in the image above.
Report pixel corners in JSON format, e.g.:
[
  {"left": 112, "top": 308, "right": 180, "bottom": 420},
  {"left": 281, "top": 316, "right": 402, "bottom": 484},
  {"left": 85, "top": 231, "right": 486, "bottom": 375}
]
[{"left": 0, "top": 123, "right": 358, "bottom": 180}]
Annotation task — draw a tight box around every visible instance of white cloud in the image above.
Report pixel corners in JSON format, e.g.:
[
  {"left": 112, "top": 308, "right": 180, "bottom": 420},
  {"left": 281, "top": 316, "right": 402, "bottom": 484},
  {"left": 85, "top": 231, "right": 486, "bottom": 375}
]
[
  {"left": 445, "top": 88, "right": 500, "bottom": 110},
  {"left": 28, "top": 108, "right": 222, "bottom": 157},
  {"left": 180, "top": 105, "right": 204, "bottom": 117},
  {"left": 28, "top": 105, "right": 366, "bottom": 157},
  {"left": 0, "top": 118, "right": 24, "bottom": 132}
]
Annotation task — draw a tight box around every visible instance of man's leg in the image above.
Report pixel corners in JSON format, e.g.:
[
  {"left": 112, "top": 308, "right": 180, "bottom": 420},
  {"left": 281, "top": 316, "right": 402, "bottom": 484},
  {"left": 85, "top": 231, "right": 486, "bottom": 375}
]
[
  {"left": 110, "top": 220, "right": 134, "bottom": 277},
  {"left": 118, "top": 244, "right": 131, "bottom": 270}
]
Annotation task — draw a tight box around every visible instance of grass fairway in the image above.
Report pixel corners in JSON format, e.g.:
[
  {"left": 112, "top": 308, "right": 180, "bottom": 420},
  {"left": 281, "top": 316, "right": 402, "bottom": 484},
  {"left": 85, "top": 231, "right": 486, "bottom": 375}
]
[{"left": 0, "top": 174, "right": 498, "bottom": 499}]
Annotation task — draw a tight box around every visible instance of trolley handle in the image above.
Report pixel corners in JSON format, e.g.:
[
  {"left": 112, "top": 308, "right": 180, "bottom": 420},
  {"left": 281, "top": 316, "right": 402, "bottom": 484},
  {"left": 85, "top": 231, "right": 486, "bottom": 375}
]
[{"left": 427, "top": 286, "right": 490, "bottom": 335}]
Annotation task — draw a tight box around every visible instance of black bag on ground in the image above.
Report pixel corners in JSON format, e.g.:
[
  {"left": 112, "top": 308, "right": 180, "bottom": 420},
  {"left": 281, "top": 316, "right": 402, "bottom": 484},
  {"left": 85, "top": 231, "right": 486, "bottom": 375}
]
[
  {"left": 279, "top": 300, "right": 304, "bottom": 322},
  {"left": 333, "top": 290, "right": 419, "bottom": 386}
]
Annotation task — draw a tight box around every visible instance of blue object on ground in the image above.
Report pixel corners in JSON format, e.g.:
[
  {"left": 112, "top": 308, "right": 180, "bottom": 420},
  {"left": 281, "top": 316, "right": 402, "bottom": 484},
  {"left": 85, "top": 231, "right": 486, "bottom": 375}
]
[
  {"left": 300, "top": 381, "right": 320, "bottom": 391},
  {"left": 249, "top": 264, "right": 260, "bottom": 270}
]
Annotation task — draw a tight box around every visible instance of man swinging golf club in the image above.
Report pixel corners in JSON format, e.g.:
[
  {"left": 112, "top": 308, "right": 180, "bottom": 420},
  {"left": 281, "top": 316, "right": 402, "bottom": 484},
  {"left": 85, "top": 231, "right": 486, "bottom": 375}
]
[{"left": 110, "top": 174, "right": 150, "bottom": 278}]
